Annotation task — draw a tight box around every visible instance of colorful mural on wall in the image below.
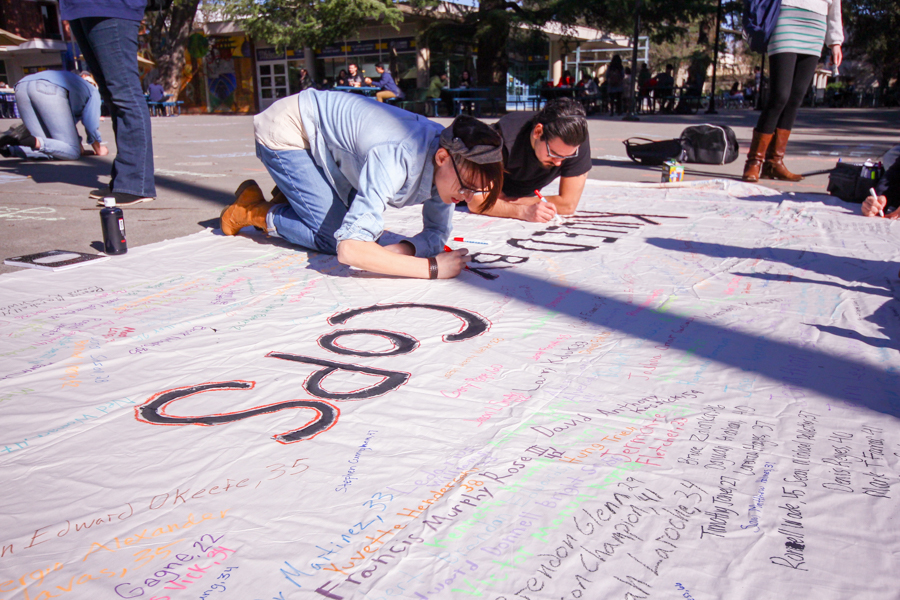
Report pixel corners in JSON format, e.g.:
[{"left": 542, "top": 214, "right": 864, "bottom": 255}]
[{"left": 205, "top": 34, "right": 255, "bottom": 113}]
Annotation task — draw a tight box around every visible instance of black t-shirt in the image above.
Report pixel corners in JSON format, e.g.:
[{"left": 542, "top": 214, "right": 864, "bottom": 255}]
[{"left": 492, "top": 111, "right": 592, "bottom": 198}]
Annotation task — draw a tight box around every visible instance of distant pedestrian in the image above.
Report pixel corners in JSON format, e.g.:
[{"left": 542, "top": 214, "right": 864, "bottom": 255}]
[
  {"left": 606, "top": 56, "right": 624, "bottom": 114},
  {"left": 346, "top": 63, "right": 363, "bottom": 87},
  {"left": 365, "top": 63, "right": 403, "bottom": 103},
  {"left": 427, "top": 71, "right": 450, "bottom": 115},
  {"left": 1, "top": 71, "right": 107, "bottom": 161},
  {"left": 61, "top": 0, "right": 156, "bottom": 205},
  {"left": 147, "top": 80, "right": 165, "bottom": 103},
  {"left": 147, "top": 78, "right": 167, "bottom": 115},
  {"left": 297, "top": 68, "right": 314, "bottom": 91},
  {"left": 742, "top": 0, "right": 843, "bottom": 182},
  {"left": 637, "top": 62, "right": 651, "bottom": 111},
  {"left": 653, "top": 65, "right": 676, "bottom": 113}
]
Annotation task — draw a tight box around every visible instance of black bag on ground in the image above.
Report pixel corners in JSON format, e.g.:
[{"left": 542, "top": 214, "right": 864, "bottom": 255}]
[
  {"left": 623, "top": 137, "right": 685, "bottom": 166},
  {"left": 680, "top": 124, "right": 740, "bottom": 164},
  {"left": 827, "top": 162, "right": 884, "bottom": 203}
]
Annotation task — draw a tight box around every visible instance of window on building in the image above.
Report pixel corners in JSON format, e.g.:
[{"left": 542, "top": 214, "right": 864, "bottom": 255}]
[{"left": 38, "top": 2, "right": 62, "bottom": 40}]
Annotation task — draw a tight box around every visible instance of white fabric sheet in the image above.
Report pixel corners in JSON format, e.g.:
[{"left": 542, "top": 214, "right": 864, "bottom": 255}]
[{"left": 1, "top": 179, "right": 898, "bottom": 600}]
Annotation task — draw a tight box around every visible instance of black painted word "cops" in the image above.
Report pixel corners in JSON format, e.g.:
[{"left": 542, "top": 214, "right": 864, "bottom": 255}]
[{"left": 136, "top": 303, "right": 489, "bottom": 443}]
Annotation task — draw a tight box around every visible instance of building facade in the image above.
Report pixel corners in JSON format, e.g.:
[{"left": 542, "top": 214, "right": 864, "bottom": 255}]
[
  {"left": 0, "top": 0, "right": 69, "bottom": 86},
  {"left": 196, "top": 6, "right": 624, "bottom": 114}
]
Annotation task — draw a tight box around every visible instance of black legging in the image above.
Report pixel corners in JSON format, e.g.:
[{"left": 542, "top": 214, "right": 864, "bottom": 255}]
[{"left": 756, "top": 52, "right": 819, "bottom": 134}]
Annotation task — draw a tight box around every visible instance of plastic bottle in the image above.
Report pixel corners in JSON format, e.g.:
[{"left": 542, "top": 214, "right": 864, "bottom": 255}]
[{"left": 100, "top": 197, "right": 127, "bottom": 255}]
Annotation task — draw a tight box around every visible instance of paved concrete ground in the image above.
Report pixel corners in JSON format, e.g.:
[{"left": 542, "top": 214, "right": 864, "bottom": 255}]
[{"left": 1, "top": 106, "right": 898, "bottom": 274}]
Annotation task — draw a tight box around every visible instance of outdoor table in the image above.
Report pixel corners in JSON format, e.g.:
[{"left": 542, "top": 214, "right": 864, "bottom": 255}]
[
  {"left": 332, "top": 85, "right": 379, "bottom": 97},
  {"left": 444, "top": 87, "right": 491, "bottom": 115}
]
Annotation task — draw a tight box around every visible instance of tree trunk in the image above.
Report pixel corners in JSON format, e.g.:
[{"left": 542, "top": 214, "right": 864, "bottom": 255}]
[
  {"left": 474, "top": 0, "right": 510, "bottom": 86},
  {"left": 147, "top": 0, "right": 202, "bottom": 96}
]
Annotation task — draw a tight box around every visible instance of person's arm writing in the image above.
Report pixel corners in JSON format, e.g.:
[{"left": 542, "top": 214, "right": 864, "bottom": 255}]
[
  {"left": 466, "top": 192, "right": 555, "bottom": 222},
  {"left": 466, "top": 174, "right": 585, "bottom": 222},
  {"left": 337, "top": 239, "right": 470, "bottom": 278}
]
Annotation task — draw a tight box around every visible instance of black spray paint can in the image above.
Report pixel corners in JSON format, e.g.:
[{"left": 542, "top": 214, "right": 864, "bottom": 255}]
[{"left": 100, "top": 197, "right": 127, "bottom": 255}]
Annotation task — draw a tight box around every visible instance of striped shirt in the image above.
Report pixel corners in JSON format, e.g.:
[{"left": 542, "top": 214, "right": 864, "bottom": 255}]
[{"left": 768, "top": 7, "right": 827, "bottom": 56}]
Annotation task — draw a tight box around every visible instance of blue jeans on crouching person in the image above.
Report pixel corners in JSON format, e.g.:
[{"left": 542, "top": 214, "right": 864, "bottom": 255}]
[
  {"left": 11, "top": 80, "right": 82, "bottom": 160},
  {"left": 256, "top": 142, "right": 351, "bottom": 254}
]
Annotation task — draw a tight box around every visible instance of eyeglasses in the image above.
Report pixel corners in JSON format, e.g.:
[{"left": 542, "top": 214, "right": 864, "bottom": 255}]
[
  {"left": 450, "top": 157, "right": 491, "bottom": 197},
  {"left": 545, "top": 139, "right": 579, "bottom": 160}
]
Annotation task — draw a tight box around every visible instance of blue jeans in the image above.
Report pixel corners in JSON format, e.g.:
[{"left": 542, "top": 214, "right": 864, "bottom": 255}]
[
  {"left": 11, "top": 80, "right": 82, "bottom": 160},
  {"left": 69, "top": 17, "right": 156, "bottom": 197},
  {"left": 257, "top": 142, "right": 350, "bottom": 254}
]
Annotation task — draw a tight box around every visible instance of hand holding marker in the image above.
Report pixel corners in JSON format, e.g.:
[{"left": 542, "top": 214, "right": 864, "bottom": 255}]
[
  {"left": 870, "top": 188, "right": 884, "bottom": 217},
  {"left": 444, "top": 245, "right": 471, "bottom": 271},
  {"left": 534, "top": 189, "right": 563, "bottom": 225},
  {"left": 442, "top": 238, "right": 489, "bottom": 272}
]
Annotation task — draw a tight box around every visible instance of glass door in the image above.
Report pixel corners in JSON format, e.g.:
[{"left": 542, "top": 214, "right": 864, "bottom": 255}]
[{"left": 257, "top": 61, "right": 289, "bottom": 110}]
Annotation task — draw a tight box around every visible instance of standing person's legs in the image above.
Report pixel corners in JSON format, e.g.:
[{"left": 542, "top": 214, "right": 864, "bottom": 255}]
[
  {"left": 10, "top": 80, "right": 81, "bottom": 160},
  {"left": 755, "top": 53, "right": 797, "bottom": 134},
  {"left": 774, "top": 53, "right": 818, "bottom": 131},
  {"left": 69, "top": 17, "right": 155, "bottom": 198},
  {"left": 743, "top": 52, "right": 797, "bottom": 182},
  {"left": 256, "top": 143, "right": 350, "bottom": 254},
  {"left": 763, "top": 53, "right": 819, "bottom": 181}
]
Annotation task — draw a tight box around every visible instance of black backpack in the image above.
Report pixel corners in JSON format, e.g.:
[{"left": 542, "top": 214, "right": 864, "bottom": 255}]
[
  {"left": 623, "top": 137, "right": 686, "bottom": 166},
  {"left": 827, "top": 162, "right": 884, "bottom": 203},
  {"left": 623, "top": 125, "right": 739, "bottom": 166},
  {"left": 680, "top": 124, "right": 740, "bottom": 164}
]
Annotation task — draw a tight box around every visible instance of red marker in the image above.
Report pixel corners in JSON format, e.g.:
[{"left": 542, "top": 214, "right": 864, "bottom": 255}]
[
  {"left": 444, "top": 245, "right": 471, "bottom": 270},
  {"left": 534, "top": 189, "right": 562, "bottom": 224}
]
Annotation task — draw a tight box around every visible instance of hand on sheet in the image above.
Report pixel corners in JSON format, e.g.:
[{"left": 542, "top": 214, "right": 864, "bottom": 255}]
[
  {"left": 525, "top": 201, "right": 558, "bottom": 223},
  {"left": 86, "top": 141, "right": 109, "bottom": 157},
  {"left": 436, "top": 247, "right": 470, "bottom": 278},
  {"left": 862, "top": 193, "right": 898, "bottom": 219}
]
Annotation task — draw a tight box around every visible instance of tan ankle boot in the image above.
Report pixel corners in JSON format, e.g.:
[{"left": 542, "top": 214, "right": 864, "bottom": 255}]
[
  {"left": 221, "top": 180, "right": 270, "bottom": 235},
  {"left": 742, "top": 130, "right": 773, "bottom": 182},
  {"left": 762, "top": 128, "right": 803, "bottom": 181}
]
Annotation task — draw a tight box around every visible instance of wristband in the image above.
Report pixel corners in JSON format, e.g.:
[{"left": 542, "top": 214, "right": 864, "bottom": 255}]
[{"left": 428, "top": 257, "right": 438, "bottom": 280}]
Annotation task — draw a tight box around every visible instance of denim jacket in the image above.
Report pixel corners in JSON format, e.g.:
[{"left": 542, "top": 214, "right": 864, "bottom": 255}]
[{"left": 298, "top": 89, "right": 452, "bottom": 257}]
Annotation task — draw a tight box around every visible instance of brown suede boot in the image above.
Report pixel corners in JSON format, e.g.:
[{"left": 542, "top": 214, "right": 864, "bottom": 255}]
[
  {"left": 220, "top": 179, "right": 270, "bottom": 235},
  {"left": 762, "top": 128, "right": 803, "bottom": 181},
  {"left": 742, "top": 130, "right": 773, "bottom": 182}
]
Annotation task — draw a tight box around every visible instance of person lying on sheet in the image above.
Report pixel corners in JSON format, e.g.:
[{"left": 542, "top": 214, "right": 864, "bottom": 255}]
[
  {"left": 473, "top": 97, "right": 591, "bottom": 223},
  {"left": 220, "top": 89, "right": 504, "bottom": 279},
  {"left": 861, "top": 144, "right": 900, "bottom": 219}
]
